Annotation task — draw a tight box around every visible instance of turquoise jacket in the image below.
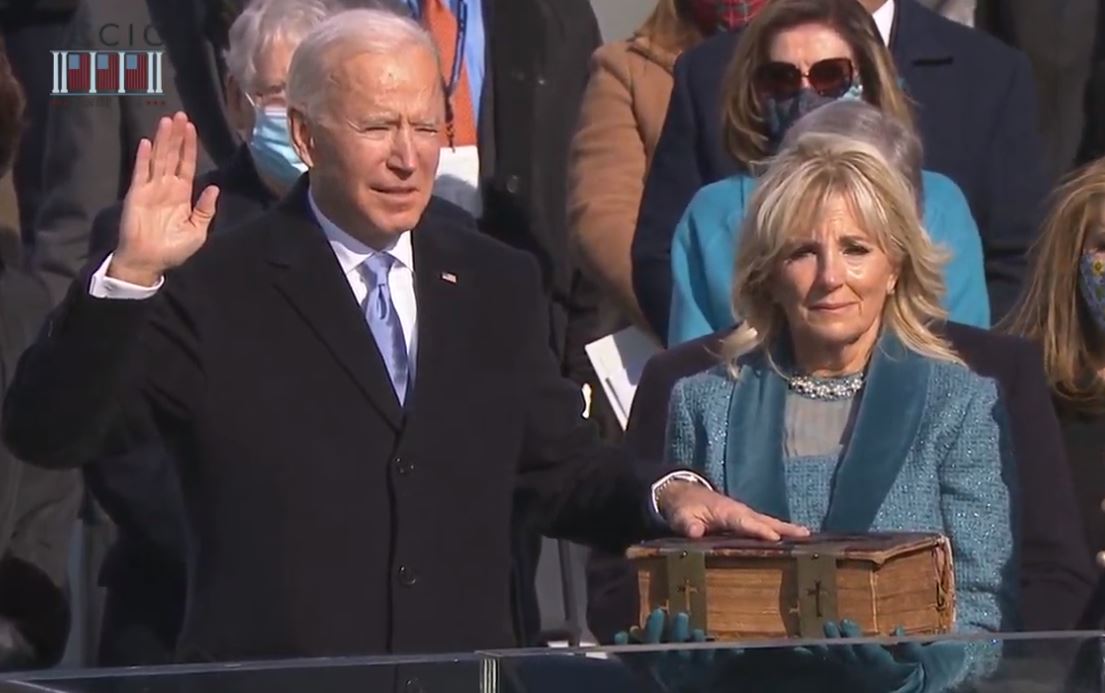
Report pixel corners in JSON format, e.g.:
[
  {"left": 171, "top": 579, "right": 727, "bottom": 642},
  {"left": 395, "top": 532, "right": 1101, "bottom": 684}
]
[
  {"left": 668, "top": 171, "right": 990, "bottom": 346},
  {"left": 665, "top": 333, "right": 1019, "bottom": 689}
]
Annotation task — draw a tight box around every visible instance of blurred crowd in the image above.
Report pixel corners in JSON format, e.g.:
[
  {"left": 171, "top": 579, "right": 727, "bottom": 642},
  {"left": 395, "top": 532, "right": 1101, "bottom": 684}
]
[{"left": 0, "top": 0, "right": 1104, "bottom": 685}]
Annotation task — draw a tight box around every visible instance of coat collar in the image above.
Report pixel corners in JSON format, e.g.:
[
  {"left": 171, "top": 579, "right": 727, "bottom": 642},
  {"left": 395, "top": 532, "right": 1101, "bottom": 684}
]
[{"left": 723, "top": 330, "right": 931, "bottom": 531}]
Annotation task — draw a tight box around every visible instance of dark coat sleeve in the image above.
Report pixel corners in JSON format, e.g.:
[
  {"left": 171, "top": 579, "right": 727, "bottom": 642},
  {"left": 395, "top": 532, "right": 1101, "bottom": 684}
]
[
  {"left": 2, "top": 271, "right": 203, "bottom": 471},
  {"left": 510, "top": 254, "right": 670, "bottom": 553},
  {"left": 631, "top": 54, "right": 704, "bottom": 342},
  {"left": 1008, "top": 339, "right": 1097, "bottom": 630},
  {"left": 977, "top": 50, "right": 1048, "bottom": 321}
]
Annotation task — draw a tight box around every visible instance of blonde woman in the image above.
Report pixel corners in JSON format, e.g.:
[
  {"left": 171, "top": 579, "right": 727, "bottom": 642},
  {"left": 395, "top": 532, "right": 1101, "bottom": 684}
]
[
  {"left": 1003, "top": 158, "right": 1105, "bottom": 563},
  {"left": 567, "top": 0, "right": 766, "bottom": 333},
  {"left": 664, "top": 132, "right": 1018, "bottom": 690}
]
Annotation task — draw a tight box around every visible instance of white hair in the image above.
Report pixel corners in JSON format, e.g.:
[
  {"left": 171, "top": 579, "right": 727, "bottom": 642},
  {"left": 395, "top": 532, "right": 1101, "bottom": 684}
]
[
  {"left": 286, "top": 8, "right": 439, "bottom": 123},
  {"left": 224, "top": 0, "right": 338, "bottom": 93}
]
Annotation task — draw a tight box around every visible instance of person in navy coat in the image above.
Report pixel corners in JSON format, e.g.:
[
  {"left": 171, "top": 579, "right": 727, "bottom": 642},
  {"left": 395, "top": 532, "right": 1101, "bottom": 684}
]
[{"left": 632, "top": 0, "right": 1047, "bottom": 340}]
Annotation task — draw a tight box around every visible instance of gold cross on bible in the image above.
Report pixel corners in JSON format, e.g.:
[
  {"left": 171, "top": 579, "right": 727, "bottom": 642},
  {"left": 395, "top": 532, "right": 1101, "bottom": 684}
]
[
  {"left": 675, "top": 578, "right": 699, "bottom": 613},
  {"left": 807, "top": 579, "right": 826, "bottom": 617}
]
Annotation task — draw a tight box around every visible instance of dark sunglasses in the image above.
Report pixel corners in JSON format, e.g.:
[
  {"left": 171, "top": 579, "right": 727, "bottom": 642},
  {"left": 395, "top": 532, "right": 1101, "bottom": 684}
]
[{"left": 753, "top": 58, "right": 856, "bottom": 100}]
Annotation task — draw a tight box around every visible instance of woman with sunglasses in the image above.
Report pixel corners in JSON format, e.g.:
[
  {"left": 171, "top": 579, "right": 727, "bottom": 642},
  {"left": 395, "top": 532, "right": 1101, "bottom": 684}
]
[
  {"left": 667, "top": 0, "right": 989, "bottom": 347},
  {"left": 567, "top": 0, "right": 768, "bottom": 336}
]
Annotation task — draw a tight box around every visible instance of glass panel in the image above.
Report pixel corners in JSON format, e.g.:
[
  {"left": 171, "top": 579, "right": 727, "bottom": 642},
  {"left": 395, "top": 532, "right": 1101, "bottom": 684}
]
[{"left": 5, "top": 633, "right": 1104, "bottom": 692}]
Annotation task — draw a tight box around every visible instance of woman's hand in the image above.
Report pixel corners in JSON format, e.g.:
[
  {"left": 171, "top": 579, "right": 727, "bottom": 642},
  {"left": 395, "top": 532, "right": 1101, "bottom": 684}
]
[
  {"left": 809, "top": 620, "right": 925, "bottom": 692},
  {"left": 613, "top": 610, "right": 730, "bottom": 693}
]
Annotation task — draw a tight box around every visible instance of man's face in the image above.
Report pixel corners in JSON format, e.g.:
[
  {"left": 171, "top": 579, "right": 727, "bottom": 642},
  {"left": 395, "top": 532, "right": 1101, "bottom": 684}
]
[
  {"left": 227, "top": 36, "right": 295, "bottom": 138},
  {"left": 291, "top": 45, "right": 444, "bottom": 245}
]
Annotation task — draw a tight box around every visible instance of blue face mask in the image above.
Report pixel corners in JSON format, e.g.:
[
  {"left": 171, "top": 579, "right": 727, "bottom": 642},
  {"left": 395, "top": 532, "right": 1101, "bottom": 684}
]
[
  {"left": 1079, "top": 252, "right": 1105, "bottom": 333},
  {"left": 248, "top": 105, "right": 307, "bottom": 187},
  {"left": 763, "top": 83, "right": 865, "bottom": 142}
]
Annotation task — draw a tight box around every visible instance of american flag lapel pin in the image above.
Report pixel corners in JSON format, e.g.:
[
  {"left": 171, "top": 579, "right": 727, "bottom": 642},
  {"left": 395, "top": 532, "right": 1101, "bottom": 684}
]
[{"left": 440, "top": 271, "right": 458, "bottom": 284}]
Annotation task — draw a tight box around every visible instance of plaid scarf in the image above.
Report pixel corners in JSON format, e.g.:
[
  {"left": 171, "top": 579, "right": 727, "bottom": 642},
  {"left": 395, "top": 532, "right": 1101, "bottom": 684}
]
[{"left": 687, "top": 0, "right": 769, "bottom": 33}]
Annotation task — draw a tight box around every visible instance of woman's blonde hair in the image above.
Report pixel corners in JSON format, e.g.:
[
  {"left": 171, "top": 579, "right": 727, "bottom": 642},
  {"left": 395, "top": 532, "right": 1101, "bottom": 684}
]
[
  {"left": 722, "top": 0, "right": 914, "bottom": 168},
  {"left": 635, "top": 0, "right": 704, "bottom": 54},
  {"left": 1001, "top": 158, "right": 1105, "bottom": 412},
  {"left": 721, "top": 132, "right": 958, "bottom": 370}
]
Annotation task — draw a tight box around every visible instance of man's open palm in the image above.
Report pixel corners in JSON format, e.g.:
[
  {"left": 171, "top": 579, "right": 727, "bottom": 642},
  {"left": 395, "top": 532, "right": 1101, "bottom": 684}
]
[{"left": 112, "top": 111, "right": 219, "bottom": 286}]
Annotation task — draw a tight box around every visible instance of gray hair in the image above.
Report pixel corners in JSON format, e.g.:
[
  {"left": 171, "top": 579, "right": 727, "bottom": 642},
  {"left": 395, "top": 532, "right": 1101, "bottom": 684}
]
[
  {"left": 286, "top": 8, "right": 439, "bottom": 123},
  {"left": 224, "top": 0, "right": 337, "bottom": 94},
  {"left": 780, "top": 100, "right": 925, "bottom": 208}
]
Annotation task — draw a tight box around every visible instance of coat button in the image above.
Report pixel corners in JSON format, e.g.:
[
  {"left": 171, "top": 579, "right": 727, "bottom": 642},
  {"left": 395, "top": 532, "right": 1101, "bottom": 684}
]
[
  {"left": 398, "top": 565, "right": 418, "bottom": 586},
  {"left": 395, "top": 456, "right": 414, "bottom": 475},
  {"left": 404, "top": 678, "right": 424, "bottom": 693},
  {"left": 1097, "top": 551, "right": 1105, "bottom": 570},
  {"left": 505, "top": 175, "right": 521, "bottom": 194}
]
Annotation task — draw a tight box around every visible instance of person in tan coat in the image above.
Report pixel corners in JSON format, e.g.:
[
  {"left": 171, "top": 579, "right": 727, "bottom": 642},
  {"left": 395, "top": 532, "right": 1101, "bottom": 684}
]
[{"left": 567, "top": 0, "right": 765, "bottom": 337}]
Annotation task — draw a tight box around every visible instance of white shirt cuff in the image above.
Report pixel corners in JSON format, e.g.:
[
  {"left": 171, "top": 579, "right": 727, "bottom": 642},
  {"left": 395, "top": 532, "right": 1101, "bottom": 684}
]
[
  {"left": 650, "top": 470, "right": 713, "bottom": 520},
  {"left": 88, "top": 254, "right": 164, "bottom": 299}
]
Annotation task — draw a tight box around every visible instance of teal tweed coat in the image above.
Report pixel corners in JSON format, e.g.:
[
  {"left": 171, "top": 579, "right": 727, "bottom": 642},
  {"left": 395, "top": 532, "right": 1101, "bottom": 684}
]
[{"left": 665, "top": 333, "right": 1020, "bottom": 687}]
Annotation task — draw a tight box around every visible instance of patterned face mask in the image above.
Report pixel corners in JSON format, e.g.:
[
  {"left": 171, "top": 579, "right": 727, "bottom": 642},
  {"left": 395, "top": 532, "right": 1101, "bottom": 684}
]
[
  {"left": 1079, "top": 252, "right": 1105, "bottom": 333},
  {"left": 762, "top": 83, "right": 865, "bottom": 142},
  {"left": 687, "top": 0, "right": 769, "bottom": 33}
]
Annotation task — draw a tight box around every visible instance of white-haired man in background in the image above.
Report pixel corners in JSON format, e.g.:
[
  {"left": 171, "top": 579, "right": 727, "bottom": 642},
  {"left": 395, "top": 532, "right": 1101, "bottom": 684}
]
[{"left": 4, "top": 8, "right": 807, "bottom": 663}]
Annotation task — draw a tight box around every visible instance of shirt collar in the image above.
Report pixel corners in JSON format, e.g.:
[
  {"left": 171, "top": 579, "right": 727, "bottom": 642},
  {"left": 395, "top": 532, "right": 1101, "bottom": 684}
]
[
  {"left": 872, "top": 0, "right": 895, "bottom": 46},
  {"left": 307, "top": 186, "right": 415, "bottom": 277}
]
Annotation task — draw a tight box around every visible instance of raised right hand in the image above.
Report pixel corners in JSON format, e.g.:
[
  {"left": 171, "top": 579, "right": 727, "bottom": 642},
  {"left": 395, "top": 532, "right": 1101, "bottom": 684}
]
[{"left": 110, "top": 111, "right": 219, "bottom": 286}]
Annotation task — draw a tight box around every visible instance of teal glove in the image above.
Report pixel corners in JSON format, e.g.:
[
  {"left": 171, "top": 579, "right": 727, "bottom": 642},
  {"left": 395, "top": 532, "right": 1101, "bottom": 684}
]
[
  {"left": 809, "top": 620, "right": 925, "bottom": 693},
  {"left": 613, "top": 609, "right": 722, "bottom": 692}
]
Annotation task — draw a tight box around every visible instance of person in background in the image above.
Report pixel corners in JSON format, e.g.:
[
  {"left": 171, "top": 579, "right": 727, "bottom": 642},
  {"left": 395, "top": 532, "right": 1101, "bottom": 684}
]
[
  {"left": 0, "top": 0, "right": 77, "bottom": 242},
  {"left": 664, "top": 132, "right": 1016, "bottom": 690},
  {"left": 666, "top": 3, "right": 988, "bottom": 346},
  {"left": 632, "top": 0, "right": 1046, "bottom": 340},
  {"left": 1003, "top": 158, "right": 1105, "bottom": 571},
  {"left": 976, "top": 0, "right": 1098, "bottom": 185},
  {"left": 79, "top": 0, "right": 340, "bottom": 667},
  {"left": 567, "top": 0, "right": 767, "bottom": 337},
  {"left": 0, "top": 36, "right": 81, "bottom": 672}
]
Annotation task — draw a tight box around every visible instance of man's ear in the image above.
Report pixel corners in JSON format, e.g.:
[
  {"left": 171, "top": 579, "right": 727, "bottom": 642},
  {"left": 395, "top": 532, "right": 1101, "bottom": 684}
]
[
  {"left": 225, "top": 74, "right": 252, "bottom": 135},
  {"left": 288, "top": 108, "right": 315, "bottom": 168}
]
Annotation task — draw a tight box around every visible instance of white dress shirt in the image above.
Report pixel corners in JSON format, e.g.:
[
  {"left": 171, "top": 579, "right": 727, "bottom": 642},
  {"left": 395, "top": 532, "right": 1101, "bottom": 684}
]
[
  {"left": 873, "top": 0, "right": 896, "bottom": 46},
  {"left": 89, "top": 188, "right": 420, "bottom": 376}
]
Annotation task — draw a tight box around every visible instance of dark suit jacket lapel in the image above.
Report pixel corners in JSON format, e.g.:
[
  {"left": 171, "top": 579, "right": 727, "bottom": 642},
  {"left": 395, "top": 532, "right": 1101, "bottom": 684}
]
[
  {"left": 888, "top": 1, "right": 957, "bottom": 173},
  {"left": 402, "top": 209, "right": 474, "bottom": 430},
  {"left": 822, "top": 332, "right": 930, "bottom": 532},
  {"left": 147, "top": 0, "right": 237, "bottom": 166},
  {"left": 265, "top": 180, "right": 404, "bottom": 429}
]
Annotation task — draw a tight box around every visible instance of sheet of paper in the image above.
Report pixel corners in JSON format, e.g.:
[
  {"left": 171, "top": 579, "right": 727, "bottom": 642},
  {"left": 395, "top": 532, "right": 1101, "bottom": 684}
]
[
  {"left": 584, "top": 326, "right": 662, "bottom": 430},
  {"left": 434, "top": 145, "right": 482, "bottom": 218}
]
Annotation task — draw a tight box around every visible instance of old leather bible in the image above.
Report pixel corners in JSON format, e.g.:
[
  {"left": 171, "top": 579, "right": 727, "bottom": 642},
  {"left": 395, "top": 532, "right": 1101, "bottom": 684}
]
[{"left": 625, "top": 532, "right": 955, "bottom": 639}]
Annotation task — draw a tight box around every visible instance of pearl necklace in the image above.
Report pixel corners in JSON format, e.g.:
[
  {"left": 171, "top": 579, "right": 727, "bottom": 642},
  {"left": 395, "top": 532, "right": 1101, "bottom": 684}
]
[{"left": 787, "top": 371, "right": 865, "bottom": 401}]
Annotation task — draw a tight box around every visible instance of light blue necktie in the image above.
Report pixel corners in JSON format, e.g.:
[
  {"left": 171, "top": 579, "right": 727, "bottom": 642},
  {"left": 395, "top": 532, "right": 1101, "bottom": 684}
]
[{"left": 362, "top": 253, "right": 408, "bottom": 404}]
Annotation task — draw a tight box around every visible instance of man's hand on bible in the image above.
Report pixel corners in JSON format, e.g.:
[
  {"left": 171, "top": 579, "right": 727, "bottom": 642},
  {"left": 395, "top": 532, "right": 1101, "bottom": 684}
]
[
  {"left": 657, "top": 481, "right": 809, "bottom": 542},
  {"left": 111, "top": 111, "right": 220, "bottom": 286}
]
